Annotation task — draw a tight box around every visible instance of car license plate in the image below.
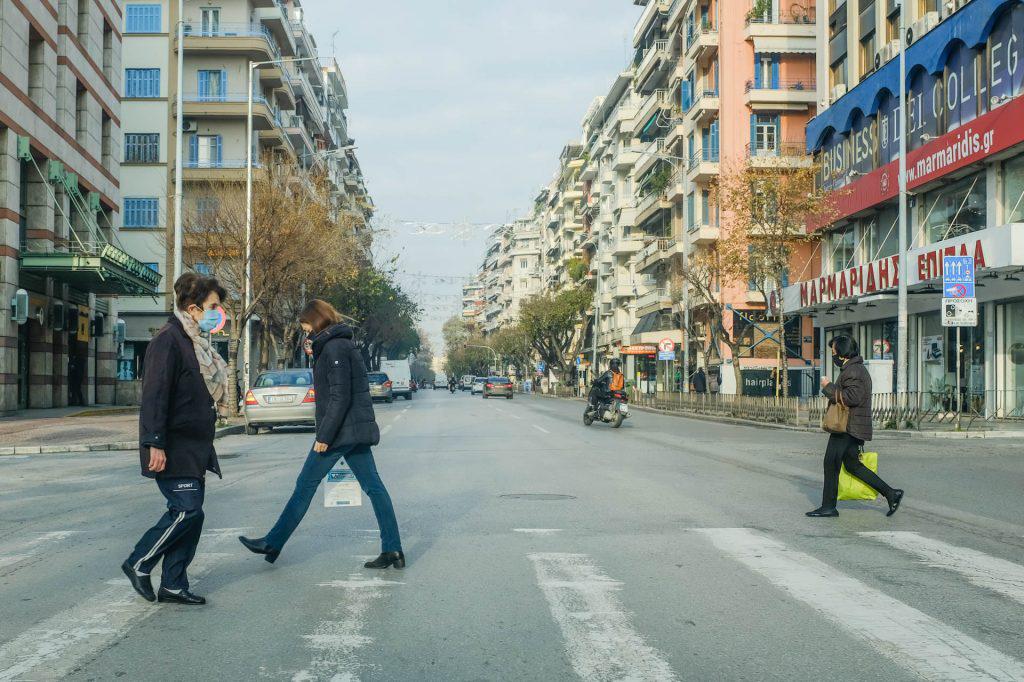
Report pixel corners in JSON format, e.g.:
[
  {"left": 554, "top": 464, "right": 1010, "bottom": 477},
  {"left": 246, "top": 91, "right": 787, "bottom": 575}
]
[{"left": 267, "top": 395, "right": 293, "bottom": 404}]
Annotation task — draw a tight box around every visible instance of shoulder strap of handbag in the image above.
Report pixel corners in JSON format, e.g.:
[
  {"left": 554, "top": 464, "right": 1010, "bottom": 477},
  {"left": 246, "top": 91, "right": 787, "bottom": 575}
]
[{"left": 836, "top": 386, "right": 845, "bottom": 407}]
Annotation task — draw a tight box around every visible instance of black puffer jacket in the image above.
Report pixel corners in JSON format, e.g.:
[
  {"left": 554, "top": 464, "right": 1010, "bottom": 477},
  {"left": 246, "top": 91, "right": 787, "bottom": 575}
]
[
  {"left": 312, "top": 324, "right": 380, "bottom": 449},
  {"left": 138, "top": 315, "right": 221, "bottom": 480},
  {"left": 823, "top": 355, "right": 873, "bottom": 441}
]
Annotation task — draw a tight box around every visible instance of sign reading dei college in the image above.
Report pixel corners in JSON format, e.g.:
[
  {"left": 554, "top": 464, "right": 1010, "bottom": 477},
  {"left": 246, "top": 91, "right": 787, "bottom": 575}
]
[{"left": 781, "top": 224, "right": 1024, "bottom": 313}]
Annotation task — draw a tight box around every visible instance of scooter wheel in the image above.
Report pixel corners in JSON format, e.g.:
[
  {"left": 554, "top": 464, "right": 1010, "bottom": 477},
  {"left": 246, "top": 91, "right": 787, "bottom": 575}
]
[{"left": 583, "top": 413, "right": 594, "bottom": 426}]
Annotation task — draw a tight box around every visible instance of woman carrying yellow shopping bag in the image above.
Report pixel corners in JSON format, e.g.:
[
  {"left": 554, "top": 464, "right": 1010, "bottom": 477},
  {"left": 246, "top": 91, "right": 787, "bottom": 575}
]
[{"left": 807, "top": 335, "right": 905, "bottom": 518}]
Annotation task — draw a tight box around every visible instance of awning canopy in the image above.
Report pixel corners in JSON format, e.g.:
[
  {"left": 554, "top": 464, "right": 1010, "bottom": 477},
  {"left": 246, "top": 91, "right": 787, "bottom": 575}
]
[
  {"left": 751, "top": 37, "right": 815, "bottom": 54},
  {"left": 632, "top": 309, "right": 678, "bottom": 336},
  {"left": 19, "top": 244, "right": 162, "bottom": 296}
]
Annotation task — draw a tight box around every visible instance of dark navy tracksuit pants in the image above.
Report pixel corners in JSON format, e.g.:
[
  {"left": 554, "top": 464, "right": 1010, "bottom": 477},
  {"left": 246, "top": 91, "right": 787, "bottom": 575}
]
[{"left": 127, "top": 478, "right": 205, "bottom": 590}]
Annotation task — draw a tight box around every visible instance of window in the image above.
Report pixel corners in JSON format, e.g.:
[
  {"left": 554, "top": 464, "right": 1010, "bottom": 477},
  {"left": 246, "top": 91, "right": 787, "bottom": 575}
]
[
  {"left": 197, "top": 70, "right": 227, "bottom": 101},
  {"left": 102, "top": 22, "right": 113, "bottom": 79},
  {"left": 830, "top": 58, "right": 847, "bottom": 90},
  {"left": 28, "top": 29, "right": 45, "bottom": 107},
  {"left": 751, "top": 114, "right": 779, "bottom": 154},
  {"left": 520, "top": 258, "right": 528, "bottom": 269},
  {"left": 1004, "top": 155, "right": 1024, "bottom": 223},
  {"left": 124, "top": 133, "right": 159, "bottom": 163},
  {"left": 200, "top": 7, "right": 220, "bottom": 35},
  {"left": 686, "top": 193, "right": 695, "bottom": 228},
  {"left": 196, "top": 196, "right": 220, "bottom": 224},
  {"left": 827, "top": 228, "right": 856, "bottom": 272},
  {"left": 125, "top": 5, "right": 161, "bottom": 33},
  {"left": 125, "top": 68, "right": 160, "bottom": 97},
  {"left": 701, "top": 190, "right": 710, "bottom": 225},
  {"left": 75, "top": 83, "right": 88, "bottom": 145},
  {"left": 143, "top": 262, "right": 159, "bottom": 272},
  {"left": 101, "top": 113, "right": 113, "bottom": 170},
  {"left": 754, "top": 53, "right": 778, "bottom": 89},
  {"left": 124, "top": 198, "right": 159, "bottom": 228},
  {"left": 859, "top": 32, "right": 876, "bottom": 75},
  {"left": 77, "top": 0, "right": 89, "bottom": 41},
  {"left": 863, "top": 207, "right": 898, "bottom": 261},
  {"left": 189, "top": 135, "right": 222, "bottom": 168},
  {"left": 921, "top": 172, "right": 986, "bottom": 245}
]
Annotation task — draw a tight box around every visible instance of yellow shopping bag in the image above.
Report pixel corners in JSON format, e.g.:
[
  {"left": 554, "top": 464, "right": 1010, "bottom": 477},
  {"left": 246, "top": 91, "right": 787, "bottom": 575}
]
[{"left": 837, "top": 451, "right": 879, "bottom": 501}]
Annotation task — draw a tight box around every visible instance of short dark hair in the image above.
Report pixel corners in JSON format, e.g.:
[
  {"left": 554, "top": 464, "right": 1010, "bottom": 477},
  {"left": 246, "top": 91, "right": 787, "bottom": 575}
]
[
  {"left": 830, "top": 334, "right": 859, "bottom": 358},
  {"left": 299, "top": 299, "right": 343, "bottom": 334},
  {"left": 174, "top": 273, "right": 227, "bottom": 311}
]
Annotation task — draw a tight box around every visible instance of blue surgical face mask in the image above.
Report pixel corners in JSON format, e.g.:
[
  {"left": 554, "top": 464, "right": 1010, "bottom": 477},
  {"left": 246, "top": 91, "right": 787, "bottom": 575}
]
[{"left": 198, "top": 309, "right": 221, "bottom": 333}]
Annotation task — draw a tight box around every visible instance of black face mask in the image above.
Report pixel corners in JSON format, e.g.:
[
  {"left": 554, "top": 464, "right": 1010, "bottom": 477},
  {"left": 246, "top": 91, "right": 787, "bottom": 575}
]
[{"left": 832, "top": 355, "right": 845, "bottom": 368}]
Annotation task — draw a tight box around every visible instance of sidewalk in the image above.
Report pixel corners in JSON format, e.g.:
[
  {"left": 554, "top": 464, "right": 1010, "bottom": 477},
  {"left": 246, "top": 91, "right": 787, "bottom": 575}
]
[{"left": 0, "top": 406, "right": 244, "bottom": 455}]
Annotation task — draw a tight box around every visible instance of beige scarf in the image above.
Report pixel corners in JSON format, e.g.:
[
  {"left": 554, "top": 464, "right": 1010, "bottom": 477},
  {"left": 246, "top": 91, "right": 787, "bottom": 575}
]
[{"left": 174, "top": 310, "right": 229, "bottom": 406}]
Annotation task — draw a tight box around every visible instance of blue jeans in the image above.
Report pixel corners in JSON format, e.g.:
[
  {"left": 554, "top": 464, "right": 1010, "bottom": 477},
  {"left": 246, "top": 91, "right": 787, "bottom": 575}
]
[{"left": 265, "top": 444, "right": 402, "bottom": 554}]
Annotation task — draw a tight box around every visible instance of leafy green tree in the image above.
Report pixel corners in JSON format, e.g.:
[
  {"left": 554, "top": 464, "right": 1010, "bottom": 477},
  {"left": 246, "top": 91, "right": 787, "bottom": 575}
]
[{"left": 518, "top": 285, "right": 593, "bottom": 381}]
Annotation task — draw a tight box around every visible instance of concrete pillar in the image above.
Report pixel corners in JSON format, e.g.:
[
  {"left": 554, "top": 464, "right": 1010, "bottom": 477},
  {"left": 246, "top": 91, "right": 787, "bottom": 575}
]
[
  {"left": 95, "top": 299, "right": 117, "bottom": 405},
  {"left": 0, "top": 130, "right": 21, "bottom": 414},
  {"left": 23, "top": 164, "right": 54, "bottom": 252}
]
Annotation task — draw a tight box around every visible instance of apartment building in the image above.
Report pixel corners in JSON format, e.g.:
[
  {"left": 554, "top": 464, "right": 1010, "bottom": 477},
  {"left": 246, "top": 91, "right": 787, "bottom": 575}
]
[
  {"left": 780, "top": 0, "right": 1024, "bottom": 414},
  {"left": 115, "top": 0, "right": 371, "bottom": 379},
  {"left": 1, "top": 0, "right": 160, "bottom": 413}
]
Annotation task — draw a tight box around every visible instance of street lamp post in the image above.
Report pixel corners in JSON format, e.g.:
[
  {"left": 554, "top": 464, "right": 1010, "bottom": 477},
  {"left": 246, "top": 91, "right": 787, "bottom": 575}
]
[
  {"left": 244, "top": 55, "right": 325, "bottom": 398},
  {"left": 896, "top": 5, "right": 909, "bottom": 396},
  {"left": 172, "top": 0, "right": 185, "bottom": 283}
]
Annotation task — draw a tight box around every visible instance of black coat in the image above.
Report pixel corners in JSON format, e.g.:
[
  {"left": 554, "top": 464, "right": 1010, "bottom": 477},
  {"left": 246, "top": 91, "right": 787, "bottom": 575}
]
[
  {"left": 138, "top": 316, "right": 221, "bottom": 480},
  {"left": 693, "top": 369, "right": 708, "bottom": 394},
  {"left": 823, "top": 355, "right": 873, "bottom": 441},
  {"left": 312, "top": 324, "right": 380, "bottom": 449}
]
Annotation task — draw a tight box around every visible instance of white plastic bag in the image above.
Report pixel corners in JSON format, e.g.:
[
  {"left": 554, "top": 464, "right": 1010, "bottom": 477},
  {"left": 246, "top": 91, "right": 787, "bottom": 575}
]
[{"left": 324, "top": 464, "right": 362, "bottom": 507}]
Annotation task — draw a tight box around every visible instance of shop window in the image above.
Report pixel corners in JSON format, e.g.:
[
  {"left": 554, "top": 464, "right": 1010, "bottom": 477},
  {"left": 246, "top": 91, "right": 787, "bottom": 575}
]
[
  {"left": 863, "top": 206, "right": 898, "bottom": 260},
  {"left": 1003, "top": 300, "right": 1024, "bottom": 415},
  {"left": 827, "top": 227, "right": 856, "bottom": 272},
  {"left": 921, "top": 171, "right": 986, "bottom": 245},
  {"left": 1004, "top": 155, "right": 1024, "bottom": 223}
]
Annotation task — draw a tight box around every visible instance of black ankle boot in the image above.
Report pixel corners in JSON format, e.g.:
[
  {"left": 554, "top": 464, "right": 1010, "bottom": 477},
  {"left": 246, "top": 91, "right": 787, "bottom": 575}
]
[
  {"left": 364, "top": 551, "right": 405, "bottom": 569},
  {"left": 239, "top": 536, "right": 280, "bottom": 564}
]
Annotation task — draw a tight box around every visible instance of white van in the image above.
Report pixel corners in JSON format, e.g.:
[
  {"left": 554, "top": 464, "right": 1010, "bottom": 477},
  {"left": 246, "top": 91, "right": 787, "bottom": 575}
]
[{"left": 380, "top": 360, "right": 413, "bottom": 400}]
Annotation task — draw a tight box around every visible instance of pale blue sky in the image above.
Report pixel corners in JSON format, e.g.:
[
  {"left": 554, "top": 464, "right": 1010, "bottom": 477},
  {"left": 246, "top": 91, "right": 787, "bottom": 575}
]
[{"left": 305, "top": 1, "right": 642, "bottom": 351}]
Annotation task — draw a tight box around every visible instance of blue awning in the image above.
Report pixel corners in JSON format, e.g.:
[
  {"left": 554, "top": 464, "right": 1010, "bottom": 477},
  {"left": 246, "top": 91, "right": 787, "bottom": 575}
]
[{"left": 806, "top": 0, "right": 1022, "bottom": 152}]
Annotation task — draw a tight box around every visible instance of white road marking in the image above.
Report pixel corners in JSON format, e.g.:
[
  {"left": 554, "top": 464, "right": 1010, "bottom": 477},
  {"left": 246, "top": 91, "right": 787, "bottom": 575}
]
[
  {"left": 292, "top": 574, "right": 404, "bottom": 682},
  {"left": 0, "top": 551, "right": 231, "bottom": 681},
  {"left": 514, "top": 528, "right": 562, "bottom": 535},
  {"left": 528, "top": 553, "right": 678, "bottom": 682},
  {"left": 532, "top": 425, "right": 550, "bottom": 434},
  {"left": 381, "top": 424, "right": 393, "bottom": 435},
  {"left": 508, "top": 413, "right": 522, "bottom": 420},
  {"left": 0, "top": 530, "right": 83, "bottom": 570},
  {"left": 697, "top": 528, "right": 1024, "bottom": 681},
  {"left": 861, "top": 531, "right": 1024, "bottom": 606}
]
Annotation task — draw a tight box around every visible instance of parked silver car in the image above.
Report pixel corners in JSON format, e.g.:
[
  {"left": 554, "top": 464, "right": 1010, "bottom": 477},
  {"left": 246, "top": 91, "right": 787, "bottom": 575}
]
[
  {"left": 244, "top": 369, "right": 315, "bottom": 435},
  {"left": 368, "top": 372, "right": 394, "bottom": 403}
]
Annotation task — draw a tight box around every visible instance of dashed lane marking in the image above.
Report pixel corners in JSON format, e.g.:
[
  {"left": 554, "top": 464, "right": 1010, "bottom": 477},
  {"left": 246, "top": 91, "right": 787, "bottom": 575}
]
[{"left": 532, "top": 425, "right": 550, "bottom": 434}]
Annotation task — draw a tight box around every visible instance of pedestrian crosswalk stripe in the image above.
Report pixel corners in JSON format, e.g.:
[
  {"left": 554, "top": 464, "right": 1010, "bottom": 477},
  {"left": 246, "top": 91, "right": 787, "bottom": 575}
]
[
  {"left": 528, "top": 553, "right": 678, "bottom": 682},
  {"left": 696, "top": 528, "right": 1024, "bottom": 681},
  {"left": 292, "top": 574, "right": 403, "bottom": 681},
  {"left": 0, "top": 551, "right": 231, "bottom": 681},
  {"left": 860, "top": 531, "right": 1024, "bottom": 606}
]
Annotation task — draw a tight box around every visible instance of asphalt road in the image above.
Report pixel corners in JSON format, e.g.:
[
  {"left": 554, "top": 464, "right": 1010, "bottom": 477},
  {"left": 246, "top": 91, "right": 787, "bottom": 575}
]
[{"left": 1, "top": 388, "right": 1023, "bottom": 681}]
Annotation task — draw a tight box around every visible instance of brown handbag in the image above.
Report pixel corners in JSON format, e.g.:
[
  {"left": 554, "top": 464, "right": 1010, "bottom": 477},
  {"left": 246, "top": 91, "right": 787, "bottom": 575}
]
[{"left": 822, "top": 387, "right": 849, "bottom": 434}]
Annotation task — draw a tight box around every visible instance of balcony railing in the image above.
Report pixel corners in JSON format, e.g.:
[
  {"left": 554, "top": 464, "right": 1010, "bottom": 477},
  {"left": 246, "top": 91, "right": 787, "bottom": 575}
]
[
  {"left": 688, "top": 146, "right": 720, "bottom": 170},
  {"left": 745, "top": 78, "right": 815, "bottom": 92},
  {"left": 635, "top": 287, "right": 670, "bottom": 310},
  {"left": 744, "top": 142, "right": 808, "bottom": 158},
  {"left": 745, "top": 8, "right": 816, "bottom": 25},
  {"left": 685, "top": 20, "right": 718, "bottom": 52},
  {"left": 182, "top": 92, "right": 270, "bottom": 106},
  {"left": 184, "top": 159, "right": 263, "bottom": 169},
  {"left": 182, "top": 22, "right": 282, "bottom": 60}
]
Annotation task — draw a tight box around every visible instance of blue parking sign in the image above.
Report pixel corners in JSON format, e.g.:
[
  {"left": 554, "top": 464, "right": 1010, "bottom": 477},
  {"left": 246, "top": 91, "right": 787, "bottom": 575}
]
[{"left": 942, "top": 255, "right": 975, "bottom": 299}]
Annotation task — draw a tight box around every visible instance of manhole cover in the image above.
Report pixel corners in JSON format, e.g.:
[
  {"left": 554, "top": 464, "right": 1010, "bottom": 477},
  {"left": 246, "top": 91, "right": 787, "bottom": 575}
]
[{"left": 499, "top": 494, "right": 576, "bottom": 501}]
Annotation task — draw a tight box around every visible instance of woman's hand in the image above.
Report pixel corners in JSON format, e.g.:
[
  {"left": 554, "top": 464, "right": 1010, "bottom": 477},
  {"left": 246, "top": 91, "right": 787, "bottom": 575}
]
[
  {"left": 313, "top": 441, "right": 329, "bottom": 453},
  {"left": 820, "top": 376, "right": 832, "bottom": 389},
  {"left": 148, "top": 447, "right": 167, "bottom": 473}
]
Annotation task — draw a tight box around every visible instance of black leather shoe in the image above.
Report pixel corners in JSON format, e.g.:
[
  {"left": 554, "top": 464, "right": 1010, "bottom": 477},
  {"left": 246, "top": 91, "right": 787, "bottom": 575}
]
[
  {"left": 805, "top": 507, "right": 840, "bottom": 517},
  {"left": 121, "top": 560, "right": 156, "bottom": 602},
  {"left": 239, "top": 536, "right": 280, "bottom": 564},
  {"left": 157, "top": 588, "right": 206, "bottom": 605},
  {"left": 886, "top": 490, "right": 905, "bottom": 517},
  {"left": 364, "top": 551, "right": 405, "bottom": 569}
]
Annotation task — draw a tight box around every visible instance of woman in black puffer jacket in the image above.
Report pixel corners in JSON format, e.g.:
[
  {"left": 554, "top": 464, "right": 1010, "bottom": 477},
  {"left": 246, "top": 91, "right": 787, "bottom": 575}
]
[
  {"left": 240, "top": 300, "right": 404, "bottom": 568},
  {"left": 807, "top": 334, "right": 904, "bottom": 518}
]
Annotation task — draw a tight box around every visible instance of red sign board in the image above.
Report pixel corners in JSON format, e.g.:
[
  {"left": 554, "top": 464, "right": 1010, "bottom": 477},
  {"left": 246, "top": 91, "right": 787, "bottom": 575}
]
[{"left": 814, "top": 93, "right": 1024, "bottom": 231}]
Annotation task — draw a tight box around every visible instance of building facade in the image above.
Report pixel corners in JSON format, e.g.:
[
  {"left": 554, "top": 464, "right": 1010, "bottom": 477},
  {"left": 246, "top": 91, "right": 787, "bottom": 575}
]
[
  {"left": 116, "top": 0, "right": 371, "bottom": 380},
  {"left": 2, "top": 0, "right": 160, "bottom": 413},
  {"left": 781, "top": 0, "right": 1024, "bottom": 415}
]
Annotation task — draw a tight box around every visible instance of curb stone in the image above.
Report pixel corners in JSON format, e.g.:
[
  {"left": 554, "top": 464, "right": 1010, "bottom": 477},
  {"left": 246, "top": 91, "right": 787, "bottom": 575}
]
[{"left": 0, "top": 424, "right": 246, "bottom": 457}]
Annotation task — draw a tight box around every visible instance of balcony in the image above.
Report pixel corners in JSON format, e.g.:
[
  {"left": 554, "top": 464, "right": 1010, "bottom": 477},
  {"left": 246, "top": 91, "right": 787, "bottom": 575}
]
[
  {"left": 688, "top": 88, "right": 719, "bottom": 125},
  {"left": 179, "top": 93, "right": 277, "bottom": 129},
  {"left": 744, "top": 78, "right": 817, "bottom": 110},
  {"left": 256, "top": 2, "right": 297, "bottom": 57},
  {"left": 610, "top": 281, "right": 635, "bottom": 299},
  {"left": 634, "top": 137, "right": 667, "bottom": 177},
  {"left": 635, "top": 38, "right": 673, "bottom": 94},
  {"left": 744, "top": 9, "right": 816, "bottom": 53},
  {"left": 283, "top": 112, "right": 315, "bottom": 155},
  {"left": 180, "top": 22, "right": 281, "bottom": 62},
  {"left": 635, "top": 188, "right": 671, "bottom": 225},
  {"left": 745, "top": 142, "right": 814, "bottom": 168},
  {"left": 688, "top": 222, "right": 720, "bottom": 245},
  {"left": 611, "top": 236, "right": 644, "bottom": 256},
  {"left": 685, "top": 21, "right": 718, "bottom": 63},
  {"left": 181, "top": 158, "right": 263, "bottom": 182},
  {"left": 633, "top": 0, "right": 671, "bottom": 47},
  {"left": 687, "top": 146, "right": 720, "bottom": 183},
  {"left": 635, "top": 287, "right": 672, "bottom": 317},
  {"left": 666, "top": 169, "right": 687, "bottom": 202},
  {"left": 634, "top": 88, "right": 672, "bottom": 138},
  {"left": 614, "top": 144, "right": 642, "bottom": 170}
]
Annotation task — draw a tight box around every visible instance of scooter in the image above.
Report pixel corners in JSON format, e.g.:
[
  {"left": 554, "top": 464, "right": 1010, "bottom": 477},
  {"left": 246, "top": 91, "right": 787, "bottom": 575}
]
[
  {"left": 449, "top": 383, "right": 457, "bottom": 394},
  {"left": 583, "top": 389, "right": 630, "bottom": 428}
]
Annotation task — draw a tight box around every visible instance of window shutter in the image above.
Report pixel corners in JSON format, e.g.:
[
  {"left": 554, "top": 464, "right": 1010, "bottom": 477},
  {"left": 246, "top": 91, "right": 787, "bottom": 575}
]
[
  {"left": 214, "top": 135, "right": 222, "bottom": 166},
  {"left": 219, "top": 70, "right": 227, "bottom": 100},
  {"left": 681, "top": 80, "right": 691, "bottom": 110},
  {"left": 189, "top": 135, "right": 198, "bottom": 165},
  {"left": 754, "top": 54, "right": 762, "bottom": 89},
  {"left": 198, "top": 70, "right": 208, "bottom": 100},
  {"left": 710, "top": 120, "right": 719, "bottom": 154},
  {"left": 750, "top": 115, "right": 757, "bottom": 153},
  {"left": 771, "top": 54, "right": 780, "bottom": 89}
]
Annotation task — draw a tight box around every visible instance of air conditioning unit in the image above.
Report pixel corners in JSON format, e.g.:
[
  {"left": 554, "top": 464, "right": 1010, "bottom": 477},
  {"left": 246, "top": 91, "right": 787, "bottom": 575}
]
[
  {"left": 907, "top": 11, "right": 940, "bottom": 44},
  {"left": 830, "top": 83, "right": 848, "bottom": 102},
  {"left": 874, "top": 40, "right": 901, "bottom": 69},
  {"left": 182, "top": 119, "right": 198, "bottom": 133}
]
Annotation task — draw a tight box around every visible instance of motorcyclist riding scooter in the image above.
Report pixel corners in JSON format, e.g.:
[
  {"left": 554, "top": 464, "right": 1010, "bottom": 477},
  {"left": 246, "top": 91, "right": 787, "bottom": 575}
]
[
  {"left": 448, "top": 377, "right": 457, "bottom": 394},
  {"left": 585, "top": 359, "right": 629, "bottom": 427}
]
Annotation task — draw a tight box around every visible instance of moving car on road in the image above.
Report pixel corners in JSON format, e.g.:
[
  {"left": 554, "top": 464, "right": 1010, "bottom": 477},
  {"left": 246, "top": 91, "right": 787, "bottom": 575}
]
[
  {"left": 460, "top": 375, "right": 475, "bottom": 391},
  {"left": 380, "top": 360, "right": 413, "bottom": 400},
  {"left": 470, "top": 377, "right": 486, "bottom": 395},
  {"left": 243, "top": 369, "right": 316, "bottom": 435},
  {"left": 482, "top": 376, "right": 513, "bottom": 399},
  {"left": 367, "top": 372, "right": 394, "bottom": 403}
]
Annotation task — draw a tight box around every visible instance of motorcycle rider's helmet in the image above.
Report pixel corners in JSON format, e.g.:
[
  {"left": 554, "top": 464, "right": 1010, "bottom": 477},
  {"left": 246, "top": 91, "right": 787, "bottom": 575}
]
[{"left": 609, "top": 358, "right": 621, "bottom": 371}]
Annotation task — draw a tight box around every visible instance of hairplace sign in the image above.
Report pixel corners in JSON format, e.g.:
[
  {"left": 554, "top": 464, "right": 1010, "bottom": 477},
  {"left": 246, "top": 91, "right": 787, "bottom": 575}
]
[{"left": 781, "top": 224, "right": 1024, "bottom": 312}]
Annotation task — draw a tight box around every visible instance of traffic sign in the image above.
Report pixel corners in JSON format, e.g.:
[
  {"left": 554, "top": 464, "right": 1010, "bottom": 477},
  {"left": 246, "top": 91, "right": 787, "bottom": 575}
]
[
  {"left": 942, "top": 297, "right": 977, "bottom": 327},
  {"left": 942, "top": 255, "right": 975, "bottom": 299},
  {"left": 657, "top": 350, "right": 675, "bottom": 361},
  {"left": 658, "top": 338, "right": 675, "bottom": 352}
]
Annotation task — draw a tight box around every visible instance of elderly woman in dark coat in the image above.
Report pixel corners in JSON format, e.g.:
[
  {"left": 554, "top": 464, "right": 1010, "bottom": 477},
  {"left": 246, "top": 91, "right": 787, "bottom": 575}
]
[
  {"left": 807, "top": 335, "right": 905, "bottom": 518},
  {"left": 240, "top": 299, "right": 404, "bottom": 569}
]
